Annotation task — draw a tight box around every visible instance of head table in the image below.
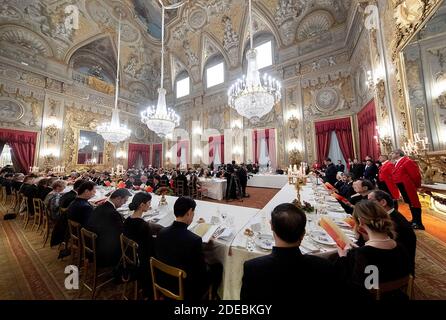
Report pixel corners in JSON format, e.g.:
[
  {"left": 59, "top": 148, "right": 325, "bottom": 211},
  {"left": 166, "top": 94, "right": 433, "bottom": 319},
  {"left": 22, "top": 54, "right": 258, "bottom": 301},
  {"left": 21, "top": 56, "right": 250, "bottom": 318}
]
[{"left": 72, "top": 177, "right": 351, "bottom": 300}]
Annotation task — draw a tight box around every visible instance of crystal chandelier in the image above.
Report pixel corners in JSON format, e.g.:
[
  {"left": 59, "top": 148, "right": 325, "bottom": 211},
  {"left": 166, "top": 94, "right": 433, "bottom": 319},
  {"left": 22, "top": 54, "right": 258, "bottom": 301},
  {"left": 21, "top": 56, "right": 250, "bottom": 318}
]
[
  {"left": 97, "top": 14, "right": 131, "bottom": 143},
  {"left": 141, "top": 1, "right": 183, "bottom": 138},
  {"left": 228, "top": 0, "right": 281, "bottom": 122}
]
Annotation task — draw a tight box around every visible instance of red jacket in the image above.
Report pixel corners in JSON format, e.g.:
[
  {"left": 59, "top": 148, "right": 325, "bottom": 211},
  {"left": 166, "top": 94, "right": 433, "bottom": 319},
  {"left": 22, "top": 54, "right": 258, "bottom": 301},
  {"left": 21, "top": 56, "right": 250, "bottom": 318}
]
[
  {"left": 378, "top": 161, "right": 400, "bottom": 199},
  {"left": 393, "top": 156, "right": 422, "bottom": 208}
]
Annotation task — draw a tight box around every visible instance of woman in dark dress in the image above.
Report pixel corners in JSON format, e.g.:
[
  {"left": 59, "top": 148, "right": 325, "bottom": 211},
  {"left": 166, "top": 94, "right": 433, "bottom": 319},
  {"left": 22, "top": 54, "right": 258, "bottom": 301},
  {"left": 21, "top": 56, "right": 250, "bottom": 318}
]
[
  {"left": 335, "top": 200, "right": 411, "bottom": 300},
  {"left": 123, "top": 192, "right": 162, "bottom": 298}
]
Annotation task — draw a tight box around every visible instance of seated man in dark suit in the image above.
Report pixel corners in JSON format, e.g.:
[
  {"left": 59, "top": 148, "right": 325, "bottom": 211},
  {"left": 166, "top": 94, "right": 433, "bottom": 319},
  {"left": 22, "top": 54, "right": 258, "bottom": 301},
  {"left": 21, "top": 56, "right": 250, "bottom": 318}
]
[
  {"left": 19, "top": 175, "right": 38, "bottom": 216},
  {"left": 67, "top": 181, "right": 96, "bottom": 227},
  {"left": 241, "top": 203, "right": 340, "bottom": 300},
  {"left": 86, "top": 188, "right": 132, "bottom": 268},
  {"left": 59, "top": 179, "right": 85, "bottom": 209},
  {"left": 368, "top": 190, "right": 417, "bottom": 275},
  {"left": 155, "top": 197, "right": 222, "bottom": 300}
]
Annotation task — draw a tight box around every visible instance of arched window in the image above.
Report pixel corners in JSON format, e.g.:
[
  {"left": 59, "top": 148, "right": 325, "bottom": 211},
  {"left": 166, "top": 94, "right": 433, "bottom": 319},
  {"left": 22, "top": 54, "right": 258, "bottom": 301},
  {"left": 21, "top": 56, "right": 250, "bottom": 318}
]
[
  {"left": 175, "top": 71, "right": 190, "bottom": 98},
  {"left": 242, "top": 33, "right": 275, "bottom": 71},
  {"left": 205, "top": 55, "right": 225, "bottom": 88}
]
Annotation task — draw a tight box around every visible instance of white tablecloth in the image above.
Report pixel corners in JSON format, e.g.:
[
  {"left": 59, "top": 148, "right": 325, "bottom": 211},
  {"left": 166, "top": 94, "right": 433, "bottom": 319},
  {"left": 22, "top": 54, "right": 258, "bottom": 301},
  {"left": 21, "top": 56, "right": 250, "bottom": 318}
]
[
  {"left": 247, "top": 174, "right": 288, "bottom": 189},
  {"left": 199, "top": 178, "right": 227, "bottom": 200}
]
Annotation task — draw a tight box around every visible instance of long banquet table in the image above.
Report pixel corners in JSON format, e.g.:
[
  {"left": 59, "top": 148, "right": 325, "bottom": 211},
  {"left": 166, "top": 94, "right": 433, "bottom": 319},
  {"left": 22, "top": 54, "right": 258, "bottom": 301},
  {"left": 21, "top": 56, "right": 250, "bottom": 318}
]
[
  {"left": 247, "top": 174, "right": 288, "bottom": 189},
  {"left": 80, "top": 179, "right": 351, "bottom": 300}
]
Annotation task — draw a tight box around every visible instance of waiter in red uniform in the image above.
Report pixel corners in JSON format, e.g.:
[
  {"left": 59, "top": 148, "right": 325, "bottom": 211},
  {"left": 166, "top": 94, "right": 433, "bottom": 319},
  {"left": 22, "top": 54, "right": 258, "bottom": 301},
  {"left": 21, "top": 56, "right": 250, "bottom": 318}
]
[
  {"left": 391, "top": 149, "right": 424, "bottom": 230},
  {"left": 377, "top": 155, "right": 400, "bottom": 209}
]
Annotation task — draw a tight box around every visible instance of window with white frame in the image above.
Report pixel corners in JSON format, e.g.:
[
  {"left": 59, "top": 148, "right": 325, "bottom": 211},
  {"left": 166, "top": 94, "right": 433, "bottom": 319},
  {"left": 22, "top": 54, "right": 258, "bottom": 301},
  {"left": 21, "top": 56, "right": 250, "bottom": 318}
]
[
  {"left": 255, "top": 40, "right": 272, "bottom": 69},
  {"left": 206, "top": 62, "right": 224, "bottom": 88},
  {"left": 176, "top": 76, "right": 190, "bottom": 98}
]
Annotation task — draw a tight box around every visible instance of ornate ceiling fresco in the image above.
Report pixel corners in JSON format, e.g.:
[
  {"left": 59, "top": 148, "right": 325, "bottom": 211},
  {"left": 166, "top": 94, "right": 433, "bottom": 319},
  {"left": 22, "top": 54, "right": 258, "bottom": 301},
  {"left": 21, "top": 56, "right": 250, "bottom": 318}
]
[
  {"left": 165, "top": 0, "right": 352, "bottom": 83},
  {"left": 0, "top": 0, "right": 353, "bottom": 101}
]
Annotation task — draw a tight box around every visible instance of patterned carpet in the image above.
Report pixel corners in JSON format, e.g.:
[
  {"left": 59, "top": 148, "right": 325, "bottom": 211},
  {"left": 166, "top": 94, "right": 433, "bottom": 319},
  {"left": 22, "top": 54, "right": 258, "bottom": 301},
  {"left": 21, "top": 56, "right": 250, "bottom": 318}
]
[
  {"left": 204, "top": 187, "right": 279, "bottom": 209},
  {"left": 1, "top": 193, "right": 446, "bottom": 300}
]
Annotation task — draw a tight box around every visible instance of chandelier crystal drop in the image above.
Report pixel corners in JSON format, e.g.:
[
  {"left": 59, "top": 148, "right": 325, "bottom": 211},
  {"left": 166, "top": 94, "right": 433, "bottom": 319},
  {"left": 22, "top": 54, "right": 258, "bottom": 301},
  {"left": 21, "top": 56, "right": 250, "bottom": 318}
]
[
  {"left": 228, "top": 0, "right": 281, "bottom": 122},
  {"left": 97, "top": 14, "right": 131, "bottom": 143},
  {"left": 141, "top": 1, "right": 184, "bottom": 138}
]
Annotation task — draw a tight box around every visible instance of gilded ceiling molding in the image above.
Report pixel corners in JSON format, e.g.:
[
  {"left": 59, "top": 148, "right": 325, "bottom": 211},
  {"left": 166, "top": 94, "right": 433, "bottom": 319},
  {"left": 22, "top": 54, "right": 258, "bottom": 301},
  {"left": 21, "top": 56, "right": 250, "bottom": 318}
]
[{"left": 391, "top": 0, "right": 444, "bottom": 60}]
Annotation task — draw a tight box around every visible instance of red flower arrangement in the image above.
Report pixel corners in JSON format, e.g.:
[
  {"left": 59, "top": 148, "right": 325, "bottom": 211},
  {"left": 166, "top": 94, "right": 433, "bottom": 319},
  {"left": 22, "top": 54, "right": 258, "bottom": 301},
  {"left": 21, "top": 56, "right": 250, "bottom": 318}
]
[
  {"left": 145, "top": 185, "right": 153, "bottom": 193},
  {"left": 104, "top": 181, "right": 111, "bottom": 187},
  {"left": 117, "top": 181, "right": 126, "bottom": 189}
]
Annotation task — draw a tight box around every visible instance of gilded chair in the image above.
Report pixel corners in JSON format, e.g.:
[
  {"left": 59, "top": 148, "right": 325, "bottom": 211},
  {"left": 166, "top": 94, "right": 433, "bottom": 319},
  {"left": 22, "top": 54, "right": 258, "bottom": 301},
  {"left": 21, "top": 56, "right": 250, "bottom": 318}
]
[
  {"left": 79, "top": 228, "right": 114, "bottom": 300},
  {"left": 370, "top": 275, "right": 414, "bottom": 300},
  {"left": 31, "top": 198, "right": 43, "bottom": 231},
  {"left": 150, "top": 257, "right": 187, "bottom": 300},
  {"left": 119, "top": 234, "right": 140, "bottom": 300},
  {"left": 67, "top": 219, "right": 82, "bottom": 267}
]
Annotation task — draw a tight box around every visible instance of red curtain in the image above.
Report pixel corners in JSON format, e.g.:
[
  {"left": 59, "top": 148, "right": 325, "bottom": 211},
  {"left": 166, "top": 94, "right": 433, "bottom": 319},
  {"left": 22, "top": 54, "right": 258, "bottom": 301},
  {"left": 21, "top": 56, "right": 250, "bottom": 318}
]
[
  {"left": 176, "top": 140, "right": 189, "bottom": 166},
  {"left": 128, "top": 143, "right": 150, "bottom": 168},
  {"left": 0, "top": 129, "right": 37, "bottom": 174},
  {"left": 253, "top": 129, "right": 276, "bottom": 166},
  {"left": 358, "top": 99, "right": 379, "bottom": 160},
  {"left": 315, "top": 118, "right": 354, "bottom": 164},
  {"left": 208, "top": 135, "right": 224, "bottom": 164},
  {"left": 253, "top": 130, "right": 258, "bottom": 163},
  {"left": 152, "top": 144, "right": 162, "bottom": 168}
]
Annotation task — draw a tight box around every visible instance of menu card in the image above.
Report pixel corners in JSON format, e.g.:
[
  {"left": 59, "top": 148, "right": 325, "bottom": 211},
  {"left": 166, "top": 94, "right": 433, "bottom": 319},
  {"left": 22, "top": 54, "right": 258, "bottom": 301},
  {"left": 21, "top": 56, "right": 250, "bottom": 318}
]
[
  {"left": 319, "top": 216, "right": 352, "bottom": 249},
  {"left": 331, "top": 192, "right": 352, "bottom": 206}
]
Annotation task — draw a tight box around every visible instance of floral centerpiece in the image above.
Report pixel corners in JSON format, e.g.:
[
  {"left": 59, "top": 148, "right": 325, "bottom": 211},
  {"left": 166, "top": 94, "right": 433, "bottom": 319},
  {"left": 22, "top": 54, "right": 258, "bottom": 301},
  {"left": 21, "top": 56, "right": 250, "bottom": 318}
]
[
  {"left": 292, "top": 200, "right": 314, "bottom": 213},
  {"left": 117, "top": 180, "right": 126, "bottom": 189},
  {"left": 155, "top": 186, "right": 174, "bottom": 196},
  {"left": 155, "top": 186, "right": 174, "bottom": 206}
]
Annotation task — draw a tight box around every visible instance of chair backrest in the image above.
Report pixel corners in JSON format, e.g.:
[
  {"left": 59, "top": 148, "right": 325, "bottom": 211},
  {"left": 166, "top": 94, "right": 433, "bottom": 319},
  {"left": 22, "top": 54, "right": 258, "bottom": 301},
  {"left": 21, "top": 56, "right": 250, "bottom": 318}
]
[
  {"left": 68, "top": 219, "right": 81, "bottom": 246},
  {"left": 32, "top": 198, "right": 42, "bottom": 216},
  {"left": 370, "top": 275, "right": 414, "bottom": 300},
  {"left": 80, "top": 228, "right": 98, "bottom": 266},
  {"left": 176, "top": 180, "right": 185, "bottom": 194},
  {"left": 120, "top": 234, "right": 139, "bottom": 281},
  {"left": 150, "top": 257, "right": 187, "bottom": 300}
]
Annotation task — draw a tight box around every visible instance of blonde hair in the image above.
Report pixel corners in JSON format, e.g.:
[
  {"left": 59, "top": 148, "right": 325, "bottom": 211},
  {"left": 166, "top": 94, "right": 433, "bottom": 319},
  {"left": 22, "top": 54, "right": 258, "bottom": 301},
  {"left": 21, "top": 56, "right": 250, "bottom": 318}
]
[{"left": 353, "top": 200, "right": 396, "bottom": 239}]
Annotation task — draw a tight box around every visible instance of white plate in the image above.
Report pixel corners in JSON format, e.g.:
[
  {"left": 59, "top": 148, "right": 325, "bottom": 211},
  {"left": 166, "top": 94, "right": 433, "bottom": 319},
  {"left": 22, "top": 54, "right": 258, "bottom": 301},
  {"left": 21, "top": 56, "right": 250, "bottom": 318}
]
[
  {"left": 310, "top": 231, "right": 336, "bottom": 246},
  {"left": 255, "top": 234, "right": 274, "bottom": 250}
]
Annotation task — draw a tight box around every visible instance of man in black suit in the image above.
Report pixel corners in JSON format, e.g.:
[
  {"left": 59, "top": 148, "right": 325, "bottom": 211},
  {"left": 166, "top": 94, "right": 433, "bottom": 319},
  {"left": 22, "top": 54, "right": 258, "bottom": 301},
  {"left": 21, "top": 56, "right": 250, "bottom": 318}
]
[
  {"left": 368, "top": 190, "right": 417, "bottom": 275},
  {"left": 86, "top": 188, "right": 131, "bottom": 268},
  {"left": 322, "top": 158, "right": 337, "bottom": 186},
  {"left": 335, "top": 160, "right": 345, "bottom": 173},
  {"left": 350, "top": 158, "right": 364, "bottom": 180},
  {"left": 363, "top": 159, "right": 378, "bottom": 184},
  {"left": 241, "top": 203, "right": 340, "bottom": 300},
  {"left": 19, "top": 175, "right": 38, "bottom": 215},
  {"left": 67, "top": 181, "right": 96, "bottom": 227},
  {"left": 237, "top": 164, "right": 248, "bottom": 197},
  {"left": 155, "top": 197, "right": 222, "bottom": 300},
  {"left": 59, "top": 179, "right": 85, "bottom": 209}
]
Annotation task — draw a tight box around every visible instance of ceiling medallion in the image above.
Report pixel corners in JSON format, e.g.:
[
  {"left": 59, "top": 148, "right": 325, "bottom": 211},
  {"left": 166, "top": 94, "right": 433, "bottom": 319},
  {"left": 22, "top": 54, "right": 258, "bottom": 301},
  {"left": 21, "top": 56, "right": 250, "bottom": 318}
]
[
  {"left": 189, "top": 8, "right": 208, "bottom": 30},
  {"left": 314, "top": 87, "right": 339, "bottom": 112}
]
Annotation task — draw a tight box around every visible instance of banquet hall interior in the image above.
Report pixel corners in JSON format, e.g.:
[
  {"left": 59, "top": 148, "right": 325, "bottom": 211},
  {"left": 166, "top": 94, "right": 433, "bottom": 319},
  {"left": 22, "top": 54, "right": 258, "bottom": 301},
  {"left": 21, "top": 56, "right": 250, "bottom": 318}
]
[{"left": 1, "top": 0, "right": 446, "bottom": 301}]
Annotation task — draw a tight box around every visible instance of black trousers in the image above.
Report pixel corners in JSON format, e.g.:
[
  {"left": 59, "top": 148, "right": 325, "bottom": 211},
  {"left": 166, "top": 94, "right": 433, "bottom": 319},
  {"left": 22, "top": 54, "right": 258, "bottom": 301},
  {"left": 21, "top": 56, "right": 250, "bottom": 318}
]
[{"left": 397, "top": 183, "right": 422, "bottom": 225}]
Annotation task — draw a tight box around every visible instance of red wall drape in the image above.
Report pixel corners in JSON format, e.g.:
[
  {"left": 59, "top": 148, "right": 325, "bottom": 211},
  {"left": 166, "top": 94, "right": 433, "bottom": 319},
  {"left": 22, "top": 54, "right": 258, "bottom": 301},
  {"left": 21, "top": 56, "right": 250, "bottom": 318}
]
[
  {"left": 358, "top": 99, "right": 379, "bottom": 161},
  {"left": 315, "top": 118, "right": 354, "bottom": 164},
  {"left": 152, "top": 144, "right": 162, "bottom": 168},
  {"left": 128, "top": 143, "right": 150, "bottom": 168},
  {"left": 176, "top": 140, "right": 189, "bottom": 166},
  {"left": 253, "top": 129, "right": 276, "bottom": 166},
  {"left": 0, "top": 129, "right": 37, "bottom": 174},
  {"left": 208, "top": 135, "right": 224, "bottom": 164}
]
